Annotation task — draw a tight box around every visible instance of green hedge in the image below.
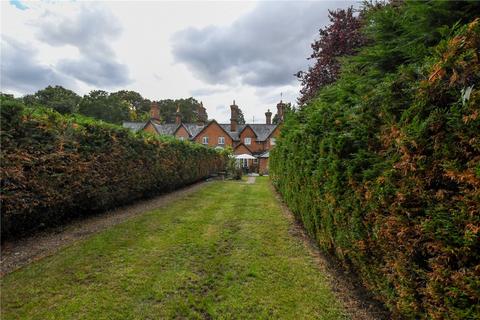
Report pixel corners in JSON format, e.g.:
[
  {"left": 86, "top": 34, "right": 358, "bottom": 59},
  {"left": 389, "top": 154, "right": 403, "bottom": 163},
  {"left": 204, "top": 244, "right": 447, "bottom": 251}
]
[
  {"left": 271, "top": 7, "right": 479, "bottom": 320},
  {"left": 1, "top": 99, "right": 226, "bottom": 239}
]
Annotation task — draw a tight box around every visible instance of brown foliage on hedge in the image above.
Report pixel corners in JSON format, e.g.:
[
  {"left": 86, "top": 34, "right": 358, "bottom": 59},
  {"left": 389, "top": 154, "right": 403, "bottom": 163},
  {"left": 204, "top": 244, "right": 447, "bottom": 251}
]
[
  {"left": 1, "top": 101, "right": 226, "bottom": 239},
  {"left": 271, "top": 10, "right": 480, "bottom": 320}
]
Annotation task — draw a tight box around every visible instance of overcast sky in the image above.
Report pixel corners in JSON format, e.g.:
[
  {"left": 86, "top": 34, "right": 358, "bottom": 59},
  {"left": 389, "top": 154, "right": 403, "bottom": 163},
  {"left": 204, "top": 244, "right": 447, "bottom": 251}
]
[{"left": 1, "top": 0, "right": 356, "bottom": 122}]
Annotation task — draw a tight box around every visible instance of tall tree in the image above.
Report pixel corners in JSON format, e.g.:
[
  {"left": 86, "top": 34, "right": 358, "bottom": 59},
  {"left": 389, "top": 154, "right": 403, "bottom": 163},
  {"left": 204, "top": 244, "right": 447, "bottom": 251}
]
[
  {"left": 24, "top": 85, "right": 81, "bottom": 114},
  {"left": 78, "top": 90, "right": 130, "bottom": 124},
  {"left": 296, "top": 7, "right": 367, "bottom": 106},
  {"left": 157, "top": 97, "right": 201, "bottom": 123},
  {"left": 110, "top": 90, "right": 151, "bottom": 113},
  {"left": 237, "top": 108, "right": 246, "bottom": 124}
]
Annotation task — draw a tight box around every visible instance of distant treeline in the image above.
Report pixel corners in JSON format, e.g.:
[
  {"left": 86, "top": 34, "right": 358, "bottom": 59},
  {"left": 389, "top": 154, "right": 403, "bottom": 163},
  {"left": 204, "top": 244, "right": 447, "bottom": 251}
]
[
  {"left": 272, "top": 1, "right": 479, "bottom": 319},
  {"left": 2, "top": 86, "right": 204, "bottom": 124},
  {"left": 0, "top": 96, "right": 227, "bottom": 239}
]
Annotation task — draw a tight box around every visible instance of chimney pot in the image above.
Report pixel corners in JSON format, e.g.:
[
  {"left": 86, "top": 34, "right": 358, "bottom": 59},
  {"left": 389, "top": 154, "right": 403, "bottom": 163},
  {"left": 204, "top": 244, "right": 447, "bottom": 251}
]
[
  {"left": 276, "top": 101, "right": 285, "bottom": 123},
  {"left": 265, "top": 109, "right": 272, "bottom": 125}
]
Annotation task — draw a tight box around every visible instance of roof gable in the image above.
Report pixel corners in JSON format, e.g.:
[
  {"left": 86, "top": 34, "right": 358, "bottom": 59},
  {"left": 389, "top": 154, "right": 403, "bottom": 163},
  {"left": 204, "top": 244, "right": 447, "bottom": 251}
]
[
  {"left": 193, "top": 120, "right": 232, "bottom": 139},
  {"left": 247, "top": 124, "right": 278, "bottom": 141},
  {"left": 173, "top": 123, "right": 192, "bottom": 137},
  {"left": 239, "top": 125, "right": 257, "bottom": 139},
  {"left": 234, "top": 142, "right": 253, "bottom": 155}
]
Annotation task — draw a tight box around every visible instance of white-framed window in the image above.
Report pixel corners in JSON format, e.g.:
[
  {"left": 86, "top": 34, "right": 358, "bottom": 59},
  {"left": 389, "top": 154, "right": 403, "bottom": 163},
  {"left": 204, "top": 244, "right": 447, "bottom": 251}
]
[
  {"left": 218, "top": 136, "right": 225, "bottom": 145},
  {"left": 244, "top": 137, "right": 252, "bottom": 145},
  {"left": 202, "top": 136, "right": 209, "bottom": 145},
  {"left": 270, "top": 137, "right": 276, "bottom": 145},
  {"left": 179, "top": 136, "right": 185, "bottom": 141}
]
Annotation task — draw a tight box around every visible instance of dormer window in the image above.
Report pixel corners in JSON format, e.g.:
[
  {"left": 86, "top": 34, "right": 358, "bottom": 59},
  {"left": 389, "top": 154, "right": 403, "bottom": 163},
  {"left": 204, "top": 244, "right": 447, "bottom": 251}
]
[
  {"left": 218, "top": 136, "right": 225, "bottom": 145},
  {"left": 202, "top": 136, "right": 209, "bottom": 145},
  {"left": 244, "top": 137, "right": 252, "bottom": 145}
]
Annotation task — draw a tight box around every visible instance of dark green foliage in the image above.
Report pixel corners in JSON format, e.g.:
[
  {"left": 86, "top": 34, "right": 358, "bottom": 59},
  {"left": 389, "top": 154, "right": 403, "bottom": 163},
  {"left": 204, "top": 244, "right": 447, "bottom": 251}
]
[
  {"left": 157, "top": 97, "right": 203, "bottom": 124},
  {"left": 78, "top": 90, "right": 131, "bottom": 124},
  {"left": 271, "top": 2, "right": 480, "bottom": 319},
  {"left": 23, "top": 85, "right": 81, "bottom": 114},
  {"left": 0, "top": 97, "right": 226, "bottom": 239},
  {"left": 19, "top": 86, "right": 205, "bottom": 125},
  {"left": 110, "top": 90, "right": 152, "bottom": 113},
  {"left": 236, "top": 108, "right": 246, "bottom": 125}
]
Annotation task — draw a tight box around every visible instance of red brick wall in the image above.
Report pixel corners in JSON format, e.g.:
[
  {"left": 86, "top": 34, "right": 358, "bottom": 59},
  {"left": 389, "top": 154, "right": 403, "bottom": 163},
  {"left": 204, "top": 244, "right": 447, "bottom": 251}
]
[
  {"left": 239, "top": 126, "right": 262, "bottom": 152},
  {"left": 234, "top": 144, "right": 252, "bottom": 155},
  {"left": 143, "top": 122, "right": 157, "bottom": 134},
  {"left": 194, "top": 122, "right": 233, "bottom": 147},
  {"left": 175, "top": 126, "right": 190, "bottom": 140}
]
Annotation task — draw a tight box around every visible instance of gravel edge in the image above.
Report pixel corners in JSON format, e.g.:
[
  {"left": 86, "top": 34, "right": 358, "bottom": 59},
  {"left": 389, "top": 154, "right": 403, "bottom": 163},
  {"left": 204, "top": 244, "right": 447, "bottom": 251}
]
[{"left": 1, "top": 181, "right": 209, "bottom": 276}]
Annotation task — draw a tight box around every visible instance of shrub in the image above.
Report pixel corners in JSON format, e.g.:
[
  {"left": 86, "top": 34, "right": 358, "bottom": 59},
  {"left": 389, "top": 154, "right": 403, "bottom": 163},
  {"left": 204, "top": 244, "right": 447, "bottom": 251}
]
[
  {"left": 0, "top": 99, "right": 226, "bottom": 239},
  {"left": 271, "top": 3, "right": 480, "bottom": 319}
]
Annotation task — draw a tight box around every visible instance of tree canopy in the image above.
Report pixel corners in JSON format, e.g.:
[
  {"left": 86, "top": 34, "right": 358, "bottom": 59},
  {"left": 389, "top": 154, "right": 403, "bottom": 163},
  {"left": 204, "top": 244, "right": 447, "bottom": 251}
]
[
  {"left": 295, "top": 7, "right": 367, "bottom": 106},
  {"left": 78, "top": 90, "right": 131, "bottom": 124},
  {"left": 9, "top": 85, "right": 208, "bottom": 125},
  {"left": 23, "top": 85, "right": 81, "bottom": 114}
]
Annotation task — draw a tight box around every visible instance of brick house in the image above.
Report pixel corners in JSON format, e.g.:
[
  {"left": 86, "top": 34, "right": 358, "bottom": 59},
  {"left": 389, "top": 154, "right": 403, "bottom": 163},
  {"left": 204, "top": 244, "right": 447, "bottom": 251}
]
[{"left": 123, "top": 100, "right": 286, "bottom": 174}]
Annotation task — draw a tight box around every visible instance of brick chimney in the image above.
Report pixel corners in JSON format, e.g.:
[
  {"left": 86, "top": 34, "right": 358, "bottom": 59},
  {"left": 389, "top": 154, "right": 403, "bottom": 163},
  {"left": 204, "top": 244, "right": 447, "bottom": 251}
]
[
  {"left": 230, "top": 100, "right": 238, "bottom": 132},
  {"left": 175, "top": 104, "right": 182, "bottom": 125},
  {"left": 276, "top": 100, "right": 285, "bottom": 123},
  {"left": 265, "top": 109, "right": 272, "bottom": 125},
  {"left": 150, "top": 102, "right": 160, "bottom": 121}
]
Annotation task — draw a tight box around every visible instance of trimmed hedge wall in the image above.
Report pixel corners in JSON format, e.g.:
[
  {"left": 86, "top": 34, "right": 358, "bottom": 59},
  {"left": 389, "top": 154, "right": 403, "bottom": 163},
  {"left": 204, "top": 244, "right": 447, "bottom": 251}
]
[
  {"left": 271, "top": 9, "right": 479, "bottom": 320},
  {"left": 1, "top": 99, "right": 226, "bottom": 239}
]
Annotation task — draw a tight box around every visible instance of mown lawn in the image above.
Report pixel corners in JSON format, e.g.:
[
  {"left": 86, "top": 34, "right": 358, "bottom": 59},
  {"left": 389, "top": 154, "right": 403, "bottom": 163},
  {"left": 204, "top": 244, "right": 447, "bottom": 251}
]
[{"left": 1, "top": 177, "right": 347, "bottom": 319}]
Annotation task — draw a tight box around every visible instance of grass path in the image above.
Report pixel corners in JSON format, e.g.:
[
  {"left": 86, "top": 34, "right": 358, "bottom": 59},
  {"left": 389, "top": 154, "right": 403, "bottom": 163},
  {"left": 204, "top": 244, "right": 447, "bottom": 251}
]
[{"left": 1, "top": 178, "right": 348, "bottom": 319}]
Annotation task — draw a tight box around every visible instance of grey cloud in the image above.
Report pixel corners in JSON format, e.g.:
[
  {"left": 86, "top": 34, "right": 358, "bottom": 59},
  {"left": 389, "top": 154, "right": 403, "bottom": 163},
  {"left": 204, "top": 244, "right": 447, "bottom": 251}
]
[
  {"left": 0, "top": 37, "right": 74, "bottom": 93},
  {"left": 36, "top": 6, "right": 121, "bottom": 57},
  {"left": 58, "top": 57, "right": 130, "bottom": 87},
  {"left": 172, "top": 1, "right": 356, "bottom": 87},
  {"left": 190, "top": 86, "right": 230, "bottom": 96},
  {"left": 34, "top": 5, "right": 130, "bottom": 87}
]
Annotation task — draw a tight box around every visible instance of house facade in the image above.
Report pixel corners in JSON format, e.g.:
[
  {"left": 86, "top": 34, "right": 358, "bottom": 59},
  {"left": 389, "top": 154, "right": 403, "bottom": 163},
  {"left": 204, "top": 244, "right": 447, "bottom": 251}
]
[{"left": 123, "top": 100, "right": 286, "bottom": 174}]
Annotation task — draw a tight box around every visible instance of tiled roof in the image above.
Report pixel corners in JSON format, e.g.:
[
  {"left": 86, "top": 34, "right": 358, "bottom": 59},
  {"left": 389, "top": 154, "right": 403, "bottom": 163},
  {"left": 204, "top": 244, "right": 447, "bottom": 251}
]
[
  {"left": 182, "top": 123, "right": 205, "bottom": 138},
  {"left": 247, "top": 124, "right": 278, "bottom": 141},
  {"left": 123, "top": 120, "right": 278, "bottom": 142},
  {"left": 152, "top": 123, "right": 179, "bottom": 135},
  {"left": 218, "top": 124, "right": 277, "bottom": 141},
  {"left": 122, "top": 121, "right": 146, "bottom": 132},
  {"left": 219, "top": 124, "right": 246, "bottom": 141}
]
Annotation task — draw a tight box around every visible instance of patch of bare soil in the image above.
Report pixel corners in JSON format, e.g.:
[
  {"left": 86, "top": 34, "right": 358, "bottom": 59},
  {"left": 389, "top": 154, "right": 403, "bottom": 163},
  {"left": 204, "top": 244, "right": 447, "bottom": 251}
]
[
  {"left": 271, "top": 184, "right": 391, "bottom": 320},
  {"left": 1, "top": 181, "right": 209, "bottom": 276}
]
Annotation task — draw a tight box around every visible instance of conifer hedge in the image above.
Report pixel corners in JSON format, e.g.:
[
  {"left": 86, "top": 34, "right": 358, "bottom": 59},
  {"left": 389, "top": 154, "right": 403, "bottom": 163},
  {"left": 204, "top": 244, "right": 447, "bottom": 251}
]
[
  {"left": 271, "top": 3, "right": 479, "bottom": 319},
  {"left": 1, "top": 99, "right": 226, "bottom": 239}
]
